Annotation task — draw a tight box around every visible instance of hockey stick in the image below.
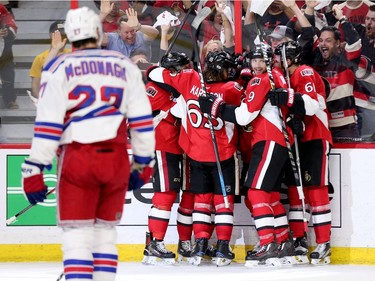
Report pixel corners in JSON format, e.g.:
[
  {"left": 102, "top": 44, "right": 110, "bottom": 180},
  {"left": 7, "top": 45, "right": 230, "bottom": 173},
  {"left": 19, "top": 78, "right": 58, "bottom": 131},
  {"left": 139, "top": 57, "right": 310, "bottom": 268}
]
[
  {"left": 190, "top": 11, "right": 230, "bottom": 209},
  {"left": 56, "top": 272, "right": 64, "bottom": 281},
  {"left": 6, "top": 188, "right": 56, "bottom": 225},
  {"left": 253, "top": 15, "right": 304, "bottom": 213},
  {"left": 281, "top": 44, "right": 309, "bottom": 233},
  {"left": 163, "top": 1, "right": 201, "bottom": 58}
]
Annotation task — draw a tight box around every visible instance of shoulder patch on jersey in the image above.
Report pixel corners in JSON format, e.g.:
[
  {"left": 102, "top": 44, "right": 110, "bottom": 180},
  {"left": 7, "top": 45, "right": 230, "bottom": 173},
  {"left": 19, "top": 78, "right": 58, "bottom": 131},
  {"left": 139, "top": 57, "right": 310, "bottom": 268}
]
[
  {"left": 146, "top": 86, "right": 158, "bottom": 97},
  {"left": 182, "top": 69, "right": 193, "bottom": 73},
  {"left": 250, "top": 77, "right": 261, "bottom": 86},
  {"left": 234, "top": 82, "right": 243, "bottom": 91},
  {"left": 300, "top": 69, "right": 314, "bottom": 77}
]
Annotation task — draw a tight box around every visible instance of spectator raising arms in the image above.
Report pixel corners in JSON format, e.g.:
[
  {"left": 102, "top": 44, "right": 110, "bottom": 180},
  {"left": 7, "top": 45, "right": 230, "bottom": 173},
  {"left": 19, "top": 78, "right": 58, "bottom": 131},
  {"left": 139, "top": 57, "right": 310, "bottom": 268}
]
[{"left": 100, "top": 0, "right": 158, "bottom": 60}]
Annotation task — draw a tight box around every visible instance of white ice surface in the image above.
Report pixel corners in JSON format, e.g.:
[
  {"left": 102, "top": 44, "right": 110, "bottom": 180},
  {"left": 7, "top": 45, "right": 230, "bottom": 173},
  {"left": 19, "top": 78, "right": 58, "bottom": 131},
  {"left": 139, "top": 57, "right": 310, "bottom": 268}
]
[{"left": 0, "top": 262, "right": 375, "bottom": 281}]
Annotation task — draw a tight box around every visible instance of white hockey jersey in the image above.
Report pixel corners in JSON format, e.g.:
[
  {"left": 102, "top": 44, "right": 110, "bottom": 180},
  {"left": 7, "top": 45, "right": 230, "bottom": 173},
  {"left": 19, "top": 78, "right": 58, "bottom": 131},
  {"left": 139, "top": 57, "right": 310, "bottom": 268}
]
[{"left": 28, "top": 49, "right": 155, "bottom": 165}]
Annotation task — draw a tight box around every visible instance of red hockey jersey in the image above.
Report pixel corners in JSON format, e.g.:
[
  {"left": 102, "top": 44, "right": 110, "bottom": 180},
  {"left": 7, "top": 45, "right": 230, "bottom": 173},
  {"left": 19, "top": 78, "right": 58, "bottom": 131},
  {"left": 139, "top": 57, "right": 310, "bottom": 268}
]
[
  {"left": 290, "top": 65, "right": 332, "bottom": 144},
  {"left": 147, "top": 67, "right": 243, "bottom": 162},
  {"left": 233, "top": 69, "right": 292, "bottom": 147},
  {"left": 146, "top": 81, "right": 183, "bottom": 154}
]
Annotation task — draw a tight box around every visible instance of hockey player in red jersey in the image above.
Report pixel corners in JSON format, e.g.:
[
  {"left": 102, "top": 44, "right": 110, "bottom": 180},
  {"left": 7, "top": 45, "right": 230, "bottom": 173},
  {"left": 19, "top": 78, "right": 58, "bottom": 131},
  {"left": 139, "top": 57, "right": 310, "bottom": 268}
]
[
  {"left": 142, "top": 51, "right": 195, "bottom": 265},
  {"left": 199, "top": 44, "right": 295, "bottom": 267},
  {"left": 147, "top": 50, "right": 243, "bottom": 266},
  {"left": 272, "top": 41, "right": 333, "bottom": 265},
  {"left": 21, "top": 7, "right": 155, "bottom": 281}
]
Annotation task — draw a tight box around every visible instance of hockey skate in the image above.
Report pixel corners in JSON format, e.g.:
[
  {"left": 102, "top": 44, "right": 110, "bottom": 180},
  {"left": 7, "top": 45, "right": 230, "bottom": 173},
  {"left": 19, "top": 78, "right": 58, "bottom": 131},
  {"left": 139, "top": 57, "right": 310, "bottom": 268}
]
[
  {"left": 214, "top": 240, "right": 235, "bottom": 267},
  {"left": 244, "top": 242, "right": 281, "bottom": 268},
  {"left": 142, "top": 232, "right": 176, "bottom": 265},
  {"left": 177, "top": 240, "right": 192, "bottom": 263},
  {"left": 293, "top": 237, "right": 309, "bottom": 265},
  {"left": 199, "top": 244, "right": 217, "bottom": 263},
  {"left": 310, "top": 242, "right": 331, "bottom": 265},
  {"left": 277, "top": 239, "right": 296, "bottom": 266},
  {"left": 189, "top": 237, "right": 208, "bottom": 266}
]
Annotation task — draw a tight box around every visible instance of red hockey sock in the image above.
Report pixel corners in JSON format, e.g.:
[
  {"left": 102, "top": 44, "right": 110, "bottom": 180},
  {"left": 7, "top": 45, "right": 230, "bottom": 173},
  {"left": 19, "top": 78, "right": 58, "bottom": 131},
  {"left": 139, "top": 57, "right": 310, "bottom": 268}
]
[
  {"left": 214, "top": 194, "right": 234, "bottom": 241},
  {"left": 309, "top": 186, "right": 331, "bottom": 244},
  {"left": 247, "top": 189, "right": 274, "bottom": 245},
  {"left": 177, "top": 191, "right": 194, "bottom": 241},
  {"left": 287, "top": 185, "right": 309, "bottom": 238},
  {"left": 270, "top": 191, "right": 289, "bottom": 243},
  {"left": 148, "top": 191, "right": 178, "bottom": 240},
  {"left": 193, "top": 193, "right": 214, "bottom": 239}
]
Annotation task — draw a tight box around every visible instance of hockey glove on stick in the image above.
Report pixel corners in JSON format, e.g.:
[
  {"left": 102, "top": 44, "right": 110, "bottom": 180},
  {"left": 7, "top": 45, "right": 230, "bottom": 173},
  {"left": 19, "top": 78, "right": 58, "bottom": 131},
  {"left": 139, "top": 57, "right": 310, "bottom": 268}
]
[
  {"left": 198, "top": 93, "right": 225, "bottom": 119},
  {"left": 267, "top": 88, "right": 295, "bottom": 107},
  {"left": 129, "top": 156, "right": 155, "bottom": 191},
  {"left": 21, "top": 160, "right": 51, "bottom": 205},
  {"left": 286, "top": 116, "right": 305, "bottom": 135}
]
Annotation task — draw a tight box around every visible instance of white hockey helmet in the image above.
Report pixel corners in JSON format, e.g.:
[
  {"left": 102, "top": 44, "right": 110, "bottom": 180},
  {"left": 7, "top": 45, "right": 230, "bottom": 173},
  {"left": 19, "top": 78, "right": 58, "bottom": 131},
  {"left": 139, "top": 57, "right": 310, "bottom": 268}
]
[{"left": 64, "top": 7, "right": 103, "bottom": 45}]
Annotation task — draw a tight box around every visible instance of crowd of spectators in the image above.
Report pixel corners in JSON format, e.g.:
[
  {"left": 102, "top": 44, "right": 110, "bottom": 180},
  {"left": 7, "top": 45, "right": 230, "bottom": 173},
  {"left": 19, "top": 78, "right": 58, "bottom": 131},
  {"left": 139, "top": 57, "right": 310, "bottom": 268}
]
[{"left": 92, "top": 0, "right": 375, "bottom": 142}]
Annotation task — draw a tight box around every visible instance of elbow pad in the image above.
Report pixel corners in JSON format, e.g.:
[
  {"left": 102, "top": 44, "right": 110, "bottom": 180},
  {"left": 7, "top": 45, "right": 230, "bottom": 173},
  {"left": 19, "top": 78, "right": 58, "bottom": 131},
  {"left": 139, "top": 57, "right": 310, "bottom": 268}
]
[{"left": 290, "top": 93, "right": 306, "bottom": 116}]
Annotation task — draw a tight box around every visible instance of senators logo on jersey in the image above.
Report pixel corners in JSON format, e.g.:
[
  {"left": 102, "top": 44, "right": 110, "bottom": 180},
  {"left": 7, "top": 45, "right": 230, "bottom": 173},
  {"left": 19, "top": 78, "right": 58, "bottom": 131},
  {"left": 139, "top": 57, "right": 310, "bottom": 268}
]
[
  {"left": 146, "top": 86, "right": 158, "bottom": 97},
  {"left": 250, "top": 77, "right": 261, "bottom": 86}
]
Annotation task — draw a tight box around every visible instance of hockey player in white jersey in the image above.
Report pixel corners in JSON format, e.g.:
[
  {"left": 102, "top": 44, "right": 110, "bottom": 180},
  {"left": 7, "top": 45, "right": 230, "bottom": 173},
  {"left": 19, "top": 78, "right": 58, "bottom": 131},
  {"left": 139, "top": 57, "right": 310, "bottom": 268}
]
[{"left": 21, "top": 7, "right": 155, "bottom": 281}]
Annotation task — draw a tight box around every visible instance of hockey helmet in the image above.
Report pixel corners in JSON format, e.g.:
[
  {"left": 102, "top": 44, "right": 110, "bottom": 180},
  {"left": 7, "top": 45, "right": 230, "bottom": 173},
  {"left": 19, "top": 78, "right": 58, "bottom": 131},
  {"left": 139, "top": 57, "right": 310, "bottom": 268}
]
[
  {"left": 205, "top": 51, "right": 236, "bottom": 73},
  {"left": 275, "top": 41, "right": 302, "bottom": 65},
  {"left": 65, "top": 7, "right": 103, "bottom": 45},
  {"left": 160, "top": 51, "right": 190, "bottom": 71},
  {"left": 249, "top": 43, "right": 273, "bottom": 62}
]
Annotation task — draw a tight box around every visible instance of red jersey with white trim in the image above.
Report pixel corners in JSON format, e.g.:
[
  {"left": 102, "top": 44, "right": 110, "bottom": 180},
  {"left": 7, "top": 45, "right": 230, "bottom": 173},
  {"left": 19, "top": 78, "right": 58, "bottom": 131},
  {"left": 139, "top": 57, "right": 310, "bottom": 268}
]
[
  {"left": 205, "top": 80, "right": 244, "bottom": 148},
  {"left": 290, "top": 65, "right": 332, "bottom": 144},
  {"left": 234, "top": 69, "right": 291, "bottom": 147},
  {"left": 146, "top": 81, "right": 183, "bottom": 154},
  {"left": 338, "top": 0, "right": 374, "bottom": 25},
  {"left": 147, "top": 67, "right": 243, "bottom": 162},
  {"left": 28, "top": 49, "right": 155, "bottom": 166}
]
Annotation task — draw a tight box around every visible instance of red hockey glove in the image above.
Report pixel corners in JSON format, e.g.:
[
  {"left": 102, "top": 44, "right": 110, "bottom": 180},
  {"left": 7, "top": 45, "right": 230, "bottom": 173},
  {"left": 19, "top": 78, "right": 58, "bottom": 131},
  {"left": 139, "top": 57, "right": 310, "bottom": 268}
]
[
  {"left": 129, "top": 156, "right": 155, "bottom": 191},
  {"left": 286, "top": 116, "right": 305, "bottom": 135},
  {"left": 198, "top": 93, "right": 225, "bottom": 119},
  {"left": 21, "top": 160, "right": 49, "bottom": 205},
  {"left": 240, "top": 68, "right": 253, "bottom": 80},
  {"left": 267, "top": 88, "right": 295, "bottom": 107}
]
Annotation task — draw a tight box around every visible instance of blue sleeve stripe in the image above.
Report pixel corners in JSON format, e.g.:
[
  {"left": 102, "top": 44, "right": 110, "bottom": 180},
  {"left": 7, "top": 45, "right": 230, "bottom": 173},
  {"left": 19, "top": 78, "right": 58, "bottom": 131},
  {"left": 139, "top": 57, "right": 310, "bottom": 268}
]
[
  {"left": 133, "top": 155, "right": 152, "bottom": 164},
  {"left": 136, "top": 127, "right": 154, "bottom": 133},
  {"left": 128, "top": 114, "right": 153, "bottom": 123},
  {"left": 35, "top": 122, "right": 63, "bottom": 129},
  {"left": 34, "top": 134, "right": 61, "bottom": 141}
]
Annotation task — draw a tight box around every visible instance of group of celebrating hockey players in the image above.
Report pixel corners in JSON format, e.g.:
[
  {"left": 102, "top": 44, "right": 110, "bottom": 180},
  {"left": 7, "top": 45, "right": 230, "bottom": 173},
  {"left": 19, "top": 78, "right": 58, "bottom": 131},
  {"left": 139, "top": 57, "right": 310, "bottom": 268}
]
[{"left": 20, "top": 0, "right": 375, "bottom": 280}]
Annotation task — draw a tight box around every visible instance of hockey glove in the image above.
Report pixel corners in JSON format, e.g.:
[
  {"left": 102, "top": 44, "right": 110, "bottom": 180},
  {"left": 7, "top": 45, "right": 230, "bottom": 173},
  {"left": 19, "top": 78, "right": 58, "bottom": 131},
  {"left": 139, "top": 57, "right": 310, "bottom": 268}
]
[
  {"left": 239, "top": 68, "right": 253, "bottom": 81},
  {"left": 129, "top": 156, "right": 155, "bottom": 191},
  {"left": 286, "top": 116, "right": 305, "bottom": 136},
  {"left": 21, "top": 160, "right": 50, "bottom": 205},
  {"left": 289, "top": 93, "right": 306, "bottom": 116},
  {"left": 267, "top": 88, "right": 295, "bottom": 107},
  {"left": 198, "top": 93, "right": 225, "bottom": 119}
]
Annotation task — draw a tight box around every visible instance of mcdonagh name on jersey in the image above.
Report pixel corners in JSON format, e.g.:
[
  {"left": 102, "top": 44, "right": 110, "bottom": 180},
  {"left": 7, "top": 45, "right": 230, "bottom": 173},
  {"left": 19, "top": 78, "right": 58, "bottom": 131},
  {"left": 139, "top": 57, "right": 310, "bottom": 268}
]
[{"left": 65, "top": 60, "right": 127, "bottom": 81}]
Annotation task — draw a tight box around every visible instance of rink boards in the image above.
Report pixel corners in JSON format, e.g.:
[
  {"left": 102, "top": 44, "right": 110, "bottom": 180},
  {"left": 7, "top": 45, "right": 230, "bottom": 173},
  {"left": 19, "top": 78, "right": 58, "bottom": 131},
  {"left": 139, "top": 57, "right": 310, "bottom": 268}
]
[{"left": 1, "top": 143, "right": 375, "bottom": 264}]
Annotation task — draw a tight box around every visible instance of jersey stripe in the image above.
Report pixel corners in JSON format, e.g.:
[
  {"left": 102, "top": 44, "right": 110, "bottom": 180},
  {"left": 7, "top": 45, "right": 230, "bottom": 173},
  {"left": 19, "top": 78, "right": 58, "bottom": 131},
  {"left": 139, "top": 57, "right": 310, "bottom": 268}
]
[
  {"left": 128, "top": 114, "right": 153, "bottom": 132},
  {"left": 34, "top": 122, "right": 63, "bottom": 141}
]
